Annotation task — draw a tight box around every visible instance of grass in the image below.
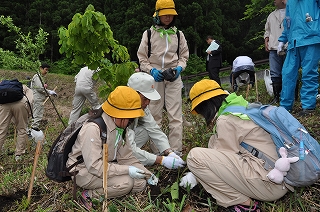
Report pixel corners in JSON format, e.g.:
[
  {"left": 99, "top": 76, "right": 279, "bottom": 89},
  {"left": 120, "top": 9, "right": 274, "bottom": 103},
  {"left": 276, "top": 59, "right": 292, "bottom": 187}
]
[{"left": 0, "top": 69, "right": 320, "bottom": 211}]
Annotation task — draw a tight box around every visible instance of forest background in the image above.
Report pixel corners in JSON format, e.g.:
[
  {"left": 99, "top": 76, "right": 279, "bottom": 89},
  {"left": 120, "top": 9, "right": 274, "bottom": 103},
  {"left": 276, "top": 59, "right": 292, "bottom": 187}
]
[{"left": 0, "top": 0, "right": 274, "bottom": 76}]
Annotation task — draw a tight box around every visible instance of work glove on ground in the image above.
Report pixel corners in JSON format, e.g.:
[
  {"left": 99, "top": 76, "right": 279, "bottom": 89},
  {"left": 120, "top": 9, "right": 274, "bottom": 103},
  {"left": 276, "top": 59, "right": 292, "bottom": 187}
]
[
  {"left": 161, "top": 156, "right": 185, "bottom": 169},
  {"left": 150, "top": 68, "right": 164, "bottom": 82},
  {"left": 47, "top": 90, "right": 57, "bottom": 96},
  {"left": 277, "top": 42, "right": 284, "bottom": 55},
  {"left": 129, "top": 166, "right": 146, "bottom": 179},
  {"left": 167, "top": 151, "right": 183, "bottom": 160},
  {"left": 147, "top": 174, "right": 159, "bottom": 185},
  {"left": 172, "top": 66, "right": 182, "bottom": 81},
  {"left": 179, "top": 172, "right": 198, "bottom": 189}
]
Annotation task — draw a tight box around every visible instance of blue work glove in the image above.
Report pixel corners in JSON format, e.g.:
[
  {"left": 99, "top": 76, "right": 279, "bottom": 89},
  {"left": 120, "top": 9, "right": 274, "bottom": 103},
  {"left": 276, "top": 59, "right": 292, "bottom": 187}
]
[
  {"left": 150, "top": 68, "right": 164, "bottom": 82},
  {"left": 161, "top": 156, "right": 185, "bottom": 169},
  {"left": 147, "top": 174, "right": 159, "bottom": 185},
  {"left": 172, "top": 66, "right": 182, "bottom": 81},
  {"left": 129, "top": 166, "right": 146, "bottom": 179}
]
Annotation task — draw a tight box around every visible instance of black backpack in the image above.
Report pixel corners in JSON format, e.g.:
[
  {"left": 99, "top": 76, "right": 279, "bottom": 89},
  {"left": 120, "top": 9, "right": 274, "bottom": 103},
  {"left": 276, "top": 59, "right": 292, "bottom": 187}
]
[
  {"left": 45, "top": 113, "right": 107, "bottom": 183},
  {"left": 0, "top": 79, "right": 24, "bottom": 104}
]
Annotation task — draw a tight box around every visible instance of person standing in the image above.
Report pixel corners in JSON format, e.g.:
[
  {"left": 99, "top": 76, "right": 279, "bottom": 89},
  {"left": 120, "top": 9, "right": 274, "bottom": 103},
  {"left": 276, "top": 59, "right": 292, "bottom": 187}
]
[
  {"left": 137, "top": 0, "right": 189, "bottom": 153},
  {"left": 278, "top": 0, "right": 320, "bottom": 116},
  {"left": 0, "top": 83, "right": 33, "bottom": 161},
  {"left": 127, "top": 72, "right": 185, "bottom": 168},
  {"left": 264, "top": 0, "right": 287, "bottom": 104},
  {"left": 206, "top": 35, "right": 222, "bottom": 85},
  {"left": 67, "top": 86, "right": 158, "bottom": 210},
  {"left": 68, "top": 66, "right": 101, "bottom": 125},
  {"left": 30, "top": 63, "right": 57, "bottom": 131}
]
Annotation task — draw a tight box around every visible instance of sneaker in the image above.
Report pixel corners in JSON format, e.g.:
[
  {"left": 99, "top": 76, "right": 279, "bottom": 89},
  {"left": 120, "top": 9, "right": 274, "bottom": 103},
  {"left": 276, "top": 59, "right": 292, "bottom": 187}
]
[
  {"left": 298, "top": 109, "right": 315, "bottom": 117},
  {"left": 228, "top": 201, "right": 261, "bottom": 212},
  {"left": 79, "top": 190, "right": 93, "bottom": 211},
  {"left": 15, "top": 155, "right": 22, "bottom": 161}
]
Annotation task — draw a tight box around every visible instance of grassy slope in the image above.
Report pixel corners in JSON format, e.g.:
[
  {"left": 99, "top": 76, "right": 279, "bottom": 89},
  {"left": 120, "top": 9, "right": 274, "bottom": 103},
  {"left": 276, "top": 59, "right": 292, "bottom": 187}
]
[{"left": 0, "top": 69, "right": 319, "bottom": 212}]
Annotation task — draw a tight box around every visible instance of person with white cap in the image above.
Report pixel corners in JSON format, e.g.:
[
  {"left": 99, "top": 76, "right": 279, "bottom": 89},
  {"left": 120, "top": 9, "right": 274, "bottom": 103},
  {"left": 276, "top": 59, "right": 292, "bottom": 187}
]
[
  {"left": 137, "top": 0, "right": 189, "bottom": 153},
  {"left": 127, "top": 72, "right": 185, "bottom": 169},
  {"left": 179, "top": 79, "right": 291, "bottom": 212},
  {"left": 66, "top": 86, "right": 157, "bottom": 210}
]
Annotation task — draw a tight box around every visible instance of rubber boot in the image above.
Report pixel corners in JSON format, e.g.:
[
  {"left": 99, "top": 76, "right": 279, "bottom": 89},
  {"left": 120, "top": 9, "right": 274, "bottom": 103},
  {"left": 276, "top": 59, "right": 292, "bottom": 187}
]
[{"left": 269, "top": 82, "right": 282, "bottom": 105}]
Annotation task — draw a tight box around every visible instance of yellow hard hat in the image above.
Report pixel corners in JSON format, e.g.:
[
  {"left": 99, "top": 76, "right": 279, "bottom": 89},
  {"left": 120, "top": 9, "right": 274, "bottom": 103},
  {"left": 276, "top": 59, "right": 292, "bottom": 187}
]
[
  {"left": 189, "top": 79, "right": 228, "bottom": 114},
  {"left": 153, "top": 0, "right": 178, "bottom": 17},
  {"left": 102, "top": 86, "right": 144, "bottom": 118}
]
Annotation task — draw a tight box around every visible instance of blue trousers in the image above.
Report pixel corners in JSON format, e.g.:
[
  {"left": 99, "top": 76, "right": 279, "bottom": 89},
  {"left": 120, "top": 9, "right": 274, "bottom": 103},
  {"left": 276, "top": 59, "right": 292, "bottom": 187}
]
[{"left": 280, "top": 44, "right": 320, "bottom": 110}]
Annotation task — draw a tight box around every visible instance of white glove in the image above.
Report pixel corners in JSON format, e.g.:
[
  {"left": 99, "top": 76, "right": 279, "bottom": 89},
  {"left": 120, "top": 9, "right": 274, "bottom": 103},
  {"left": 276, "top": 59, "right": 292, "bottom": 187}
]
[
  {"left": 167, "top": 151, "right": 182, "bottom": 160},
  {"left": 179, "top": 172, "right": 198, "bottom": 189},
  {"left": 129, "top": 166, "right": 146, "bottom": 179},
  {"left": 161, "top": 156, "right": 185, "bottom": 169},
  {"left": 47, "top": 90, "right": 57, "bottom": 96},
  {"left": 277, "top": 42, "right": 284, "bottom": 55},
  {"left": 30, "top": 129, "right": 45, "bottom": 142},
  {"left": 147, "top": 174, "right": 159, "bottom": 185}
]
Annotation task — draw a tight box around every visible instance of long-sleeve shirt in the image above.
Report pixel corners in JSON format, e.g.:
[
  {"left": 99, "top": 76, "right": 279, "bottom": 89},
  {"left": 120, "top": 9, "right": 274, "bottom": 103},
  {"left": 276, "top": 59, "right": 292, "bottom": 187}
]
[
  {"left": 67, "top": 113, "right": 152, "bottom": 180},
  {"left": 278, "top": 0, "right": 320, "bottom": 50},
  {"left": 264, "top": 8, "right": 286, "bottom": 50},
  {"left": 129, "top": 107, "right": 171, "bottom": 165}
]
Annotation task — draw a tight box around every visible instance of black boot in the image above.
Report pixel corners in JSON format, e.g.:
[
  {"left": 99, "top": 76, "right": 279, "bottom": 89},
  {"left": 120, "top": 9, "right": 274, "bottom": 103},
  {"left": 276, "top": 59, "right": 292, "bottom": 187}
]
[{"left": 269, "top": 82, "right": 282, "bottom": 105}]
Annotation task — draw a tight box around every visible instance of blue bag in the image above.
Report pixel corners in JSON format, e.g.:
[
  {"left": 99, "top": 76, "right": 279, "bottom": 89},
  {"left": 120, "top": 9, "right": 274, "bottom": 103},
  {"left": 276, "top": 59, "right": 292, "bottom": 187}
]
[{"left": 222, "top": 104, "right": 320, "bottom": 187}]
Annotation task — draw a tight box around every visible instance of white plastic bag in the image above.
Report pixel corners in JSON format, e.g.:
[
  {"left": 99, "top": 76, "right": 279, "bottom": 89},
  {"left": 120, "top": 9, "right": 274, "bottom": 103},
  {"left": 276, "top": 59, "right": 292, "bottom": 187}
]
[{"left": 264, "top": 69, "right": 273, "bottom": 96}]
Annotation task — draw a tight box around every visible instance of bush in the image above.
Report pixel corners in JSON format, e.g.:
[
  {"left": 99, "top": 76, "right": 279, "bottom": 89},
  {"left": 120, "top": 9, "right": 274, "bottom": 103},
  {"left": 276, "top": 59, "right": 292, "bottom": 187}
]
[
  {"left": 0, "top": 48, "right": 22, "bottom": 70},
  {"left": 50, "top": 57, "right": 81, "bottom": 75},
  {"left": 183, "top": 54, "right": 206, "bottom": 77}
]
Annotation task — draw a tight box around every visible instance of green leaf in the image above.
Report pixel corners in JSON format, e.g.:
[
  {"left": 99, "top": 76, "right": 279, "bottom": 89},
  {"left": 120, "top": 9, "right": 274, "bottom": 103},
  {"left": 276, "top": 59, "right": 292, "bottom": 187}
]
[{"left": 170, "top": 181, "right": 179, "bottom": 200}]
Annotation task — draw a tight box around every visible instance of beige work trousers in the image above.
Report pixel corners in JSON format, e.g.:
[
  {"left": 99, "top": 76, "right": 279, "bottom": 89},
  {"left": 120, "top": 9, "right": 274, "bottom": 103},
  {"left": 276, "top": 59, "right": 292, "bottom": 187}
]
[
  {"left": 148, "top": 77, "right": 183, "bottom": 151},
  {"left": 75, "top": 168, "right": 146, "bottom": 199},
  {"left": 0, "top": 101, "right": 29, "bottom": 156},
  {"left": 187, "top": 147, "right": 288, "bottom": 208}
]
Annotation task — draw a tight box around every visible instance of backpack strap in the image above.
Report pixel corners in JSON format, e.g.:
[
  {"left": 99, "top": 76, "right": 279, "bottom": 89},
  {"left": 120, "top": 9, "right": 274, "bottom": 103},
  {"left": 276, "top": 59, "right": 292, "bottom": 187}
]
[
  {"left": 147, "top": 28, "right": 180, "bottom": 58},
  {"left": 92, "top": 116, "right": 107, "bottom": 144},
  {"left": 240, "top": 142, "right": 275, "bottom": 170},
  {"left": 176, "top": 30, "right": 180, "bottom": 57},
  {"left": 147, "top": 29, "right": 151, "bottom": 58}
]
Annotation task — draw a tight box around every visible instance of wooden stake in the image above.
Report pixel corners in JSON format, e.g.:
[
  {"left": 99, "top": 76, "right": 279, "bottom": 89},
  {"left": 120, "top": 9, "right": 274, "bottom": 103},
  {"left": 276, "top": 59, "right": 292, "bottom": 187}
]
[
  {"left": 27, "top": 126, "right": 47, "bottom": 203},
  {"left": 246, "top": 84, "right": 250, "bottom": 99},
  {"left": 27, "top": 140, "right": 42, "bottom": 202},
  {"left": 102, "top": 143, "right": 108, "bottom": 212},
  {"left": 42, "top": 86, "right": 57, "bottom": 105}
]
